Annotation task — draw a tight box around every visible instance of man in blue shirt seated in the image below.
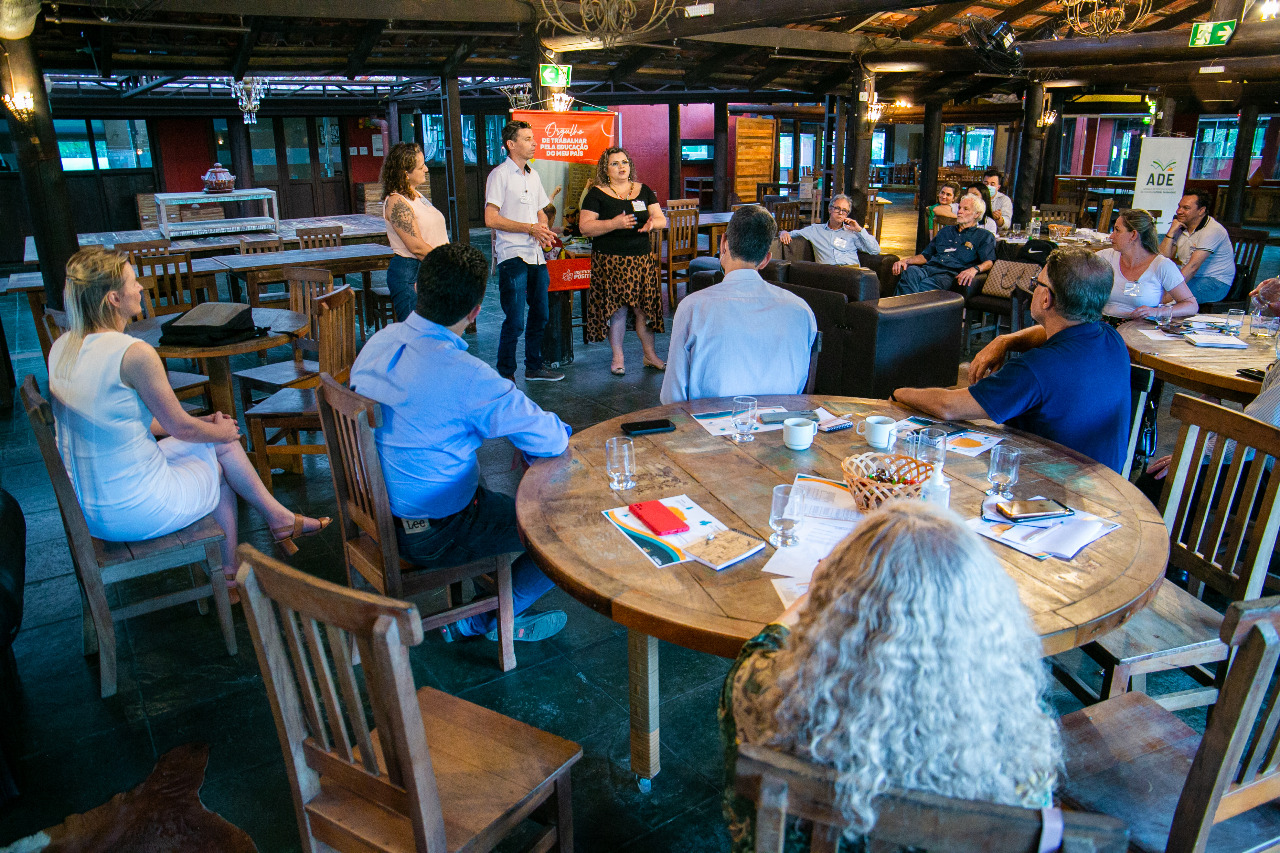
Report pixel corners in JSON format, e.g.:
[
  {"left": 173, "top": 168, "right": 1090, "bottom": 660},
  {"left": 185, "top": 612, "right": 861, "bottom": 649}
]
[
  {"left": 893, "top": 247, "right": 1131, "bottom": 473},
  {"left": 661, "top": 205, "right": 817, "bottom": 403},
  {"left": 349, "top": 243, "right": 571, "bottom": 643},
  {"left": 893, "top": 194, "right": 996, "bottom": 295},
  {"left": 777, "top": 192, "right": 881, "bottom": 264}
]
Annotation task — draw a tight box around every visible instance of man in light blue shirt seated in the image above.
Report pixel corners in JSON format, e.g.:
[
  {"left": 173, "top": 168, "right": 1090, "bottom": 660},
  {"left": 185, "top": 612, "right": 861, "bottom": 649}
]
[
  {"left": 777, "top": 192, "right": 881, "bottom": 264},
  {"left": 349, "top": 243, "right": 571, "bottom": 643},
  {"left": 661, "top": 205, "right": 818, "bottom": 404}
]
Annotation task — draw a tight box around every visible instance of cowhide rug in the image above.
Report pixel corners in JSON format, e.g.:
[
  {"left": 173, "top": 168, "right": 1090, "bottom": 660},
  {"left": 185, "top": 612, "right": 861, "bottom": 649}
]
[{"left": 2, "top": 742, "right": 257, "bottom": 852}]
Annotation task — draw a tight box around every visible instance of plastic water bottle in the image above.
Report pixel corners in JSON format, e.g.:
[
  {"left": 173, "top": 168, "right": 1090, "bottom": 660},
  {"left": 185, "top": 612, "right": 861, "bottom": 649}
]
[
  {"left": 1028, "top": 207, "right": 1041, "bottom": 239},
  {"left": 920, "top": 465, "right": 950, "bottom": 509}
]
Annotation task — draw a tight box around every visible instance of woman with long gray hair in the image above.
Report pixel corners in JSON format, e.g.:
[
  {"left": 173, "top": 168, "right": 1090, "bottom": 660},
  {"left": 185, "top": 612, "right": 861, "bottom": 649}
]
[{"left": 720, "top": 501, "right": 1060, "bottom": 851}]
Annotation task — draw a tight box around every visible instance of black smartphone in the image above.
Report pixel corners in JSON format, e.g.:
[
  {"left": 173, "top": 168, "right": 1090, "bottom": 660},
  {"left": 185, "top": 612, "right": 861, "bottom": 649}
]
[
  {"left": 1238, "top": 367, "right": 1267, "bottom": 382},
  {"left": 621, "top": 419, "right": 676, "bottom": 436}
]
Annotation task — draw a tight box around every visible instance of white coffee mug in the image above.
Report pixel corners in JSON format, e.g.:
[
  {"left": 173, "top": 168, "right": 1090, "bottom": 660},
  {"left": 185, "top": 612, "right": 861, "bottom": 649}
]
[
  {"left": 783, "top": 417, "right": 817, "bottom": 450},
  {"left": 857, "top": 415, "right": 897, "bottom": 450}
]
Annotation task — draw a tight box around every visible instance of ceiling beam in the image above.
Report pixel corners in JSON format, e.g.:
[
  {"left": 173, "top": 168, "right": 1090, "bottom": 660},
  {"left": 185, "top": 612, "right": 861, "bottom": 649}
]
[
  {"left": 1142, "top": 0, "right": 1212, "bottom": 31},
  {"left": 748, "top": 61, "right": 797, "bottom": 90},
  {"left": 152, "top": 0, "right": 533, "bottom": 22},
  {"left": 441, "top": 38, "right": 475, "bottom": 76},
  {"left": 607, "top": 47, "right": 660, "bottom": 84},
  {"left": 344, "top": 20, "right": 386, "bottom": 78},
  {"left": 996, "top": 0, "right": 1050, "bottom": 24},
  {"left": 230, "top": 17, "right": 262, "bottom": 80},
  {"left": 898, "top": 1, "right": 970, "bottom": 40},
  {"left": 808, "top": 64, "right": 855, "bottom": 96},
  {"left": 685, "top": 45, "right": 753, "bottom": 87},
  {"left": 121, "top": 75, "right": 182, "bottom": 98}
]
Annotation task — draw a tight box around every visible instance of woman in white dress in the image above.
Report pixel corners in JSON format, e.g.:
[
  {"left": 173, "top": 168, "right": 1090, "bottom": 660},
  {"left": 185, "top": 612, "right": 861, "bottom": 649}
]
[
  {"left": 48, "top": 248, "right": 328, "bottom": 591},
  {"left": 1099, "top": 208, "right": 1198, "bottom": 320}
]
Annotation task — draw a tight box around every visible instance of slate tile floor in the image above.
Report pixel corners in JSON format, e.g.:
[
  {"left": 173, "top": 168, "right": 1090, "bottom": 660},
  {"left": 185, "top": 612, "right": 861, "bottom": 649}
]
[{"left": 0, "top": 207, "right": 1268, "bottom": 851}]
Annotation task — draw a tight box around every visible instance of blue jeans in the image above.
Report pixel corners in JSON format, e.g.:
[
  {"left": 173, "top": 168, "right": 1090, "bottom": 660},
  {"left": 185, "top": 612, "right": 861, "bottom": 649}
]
[
  {"left": 497, "top": 258, "right": 550, "bottom": 376},
  {"left": 395, "top": 486, "right": 554, "bottom": 636},
  {"left": 1186, "top": 275, "right": 1231, "bottom": 305},
  {"left": 386, "top": 254, "right": 421, "bottom": 323},
  {"left": 896, "top": 265, "right": 958, "bottom": 295}
]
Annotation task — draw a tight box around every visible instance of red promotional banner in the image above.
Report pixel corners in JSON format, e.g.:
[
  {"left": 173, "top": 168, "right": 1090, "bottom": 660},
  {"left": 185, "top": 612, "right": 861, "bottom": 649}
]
[
  {"left": 546, "top": 257, "right": 592, "bottom": 291},
  {"left": 511, "top": 110, "right": 618, "bottom": 165}
]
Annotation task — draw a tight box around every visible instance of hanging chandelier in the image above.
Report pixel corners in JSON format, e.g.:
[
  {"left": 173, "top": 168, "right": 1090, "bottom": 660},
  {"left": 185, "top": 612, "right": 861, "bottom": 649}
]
[
  {"left": 1037, "top": 108, "right": 1058, "bottom": 128},
  {"left": 536, "top": 0, "right": 683, "bottom": 49},
  {"left": 230, "top": 77, "right": 268, "bottom": 124},
  {"left": 867, "top": 99, "right": 885, "bottom": 124},
  {"left": 1059, "top": 0, "right": 1151, "bottom": 42}
]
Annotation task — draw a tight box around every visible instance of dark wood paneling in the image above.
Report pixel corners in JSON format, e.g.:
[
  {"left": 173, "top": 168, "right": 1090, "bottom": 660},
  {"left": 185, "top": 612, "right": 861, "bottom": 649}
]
[{"left": 0, "top": 175, "right": 33, "bottom": 264}]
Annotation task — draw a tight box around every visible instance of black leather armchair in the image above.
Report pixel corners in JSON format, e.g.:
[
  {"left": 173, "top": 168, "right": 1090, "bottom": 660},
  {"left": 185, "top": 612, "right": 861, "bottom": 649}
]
[{"left": 773, "top": 234, "right": 900, "bottom": 296}]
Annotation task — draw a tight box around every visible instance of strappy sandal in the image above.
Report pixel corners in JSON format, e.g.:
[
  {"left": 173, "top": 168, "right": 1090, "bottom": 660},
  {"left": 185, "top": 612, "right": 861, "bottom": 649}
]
[
  {"left": 271, "top": 514, "right": 331, "bottom": 557},
  {"left": 642, "top": 357, "right": 666, "bottom": 371}
]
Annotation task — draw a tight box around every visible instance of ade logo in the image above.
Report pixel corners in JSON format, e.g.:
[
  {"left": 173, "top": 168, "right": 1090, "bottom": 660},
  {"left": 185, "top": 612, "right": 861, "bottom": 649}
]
[{"left": 1146, "top": 159, "right": 1179, "bottom": 186}]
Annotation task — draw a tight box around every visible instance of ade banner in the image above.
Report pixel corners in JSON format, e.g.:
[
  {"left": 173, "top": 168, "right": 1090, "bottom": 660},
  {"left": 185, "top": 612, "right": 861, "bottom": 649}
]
[
  {"left": 511, "top": 109, "right": 617, "bottom": 165},
  {"left": 1131, "top": 136, "right": 1194, "bottom": 231}
]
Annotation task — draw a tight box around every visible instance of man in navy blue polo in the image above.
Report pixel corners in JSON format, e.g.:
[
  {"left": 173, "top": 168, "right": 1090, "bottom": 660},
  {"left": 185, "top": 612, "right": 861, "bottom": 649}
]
[
  {"left": 893, "top": 247, "right": 1130, "bottom": 473},
  {"left": 893, "top": 194, "right": 996, "bottom": 295}
]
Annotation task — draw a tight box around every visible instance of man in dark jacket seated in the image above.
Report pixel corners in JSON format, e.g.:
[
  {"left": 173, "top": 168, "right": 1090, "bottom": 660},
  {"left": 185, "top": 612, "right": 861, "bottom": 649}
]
[
  {"left": 892, "top": 247, "right": 1131, "bottom": 473},
  {"left": 893, "top": 194, "right": 995, "bottom": 295}
]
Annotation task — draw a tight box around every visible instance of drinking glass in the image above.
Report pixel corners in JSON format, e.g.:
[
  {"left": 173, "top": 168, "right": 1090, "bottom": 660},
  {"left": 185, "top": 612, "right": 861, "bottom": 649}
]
[
  {"left": 986, "top": 445, "right": 1021, "bottom": 499},
  {"left": 1251, "top": 296, "right": 1280, "bottom": 338},
  {"left": 605, "top": 436, "right": 636, "bottom": 490},
  {"left": 915, "top": 427, "right": 948, "bottom": 473},
  {"left": 769, "top": 484, "right": 804, "bottom": 548},
  {"left": 731, "top": 396, "right": 757, "bottom": 443},
  {"left": 1226, "top": 308, "right": 1245, "bottom": 334}
]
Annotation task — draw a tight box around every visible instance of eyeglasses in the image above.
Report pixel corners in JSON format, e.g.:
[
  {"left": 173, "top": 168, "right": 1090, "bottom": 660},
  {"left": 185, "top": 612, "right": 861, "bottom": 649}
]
[
  {"left": 1031, "top": 276, "right": 1055, "bottom": 296},
  {"left": 831, "top": 207, "right": 851, "bottom": 215}
]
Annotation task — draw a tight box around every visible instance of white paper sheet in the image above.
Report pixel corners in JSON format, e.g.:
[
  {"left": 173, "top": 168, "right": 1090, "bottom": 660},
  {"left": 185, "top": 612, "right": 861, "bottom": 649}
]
[
  {"left": 968, "top": 495, "right": 1118, "bottom": 561},
  {"left": 761, "top": 516, "right": 860, "bottom": 580},
  {"left": 602, "top": 494, "right": 728, "bottom": 567},
  {"left": 792, "top": 473, "right": 863, "bottom": 522},
  {"left": 945, "top": 431, "right": 1004, "bottom": 457},
  {"left": 690, "top": 405, "right": 787, "bottom": 437},
  {"left": 772, "top": 577, "right": 810, "bottom": 607},
  {"left": 1139, "top": 329, "right": 1182, "bottom": 341}
]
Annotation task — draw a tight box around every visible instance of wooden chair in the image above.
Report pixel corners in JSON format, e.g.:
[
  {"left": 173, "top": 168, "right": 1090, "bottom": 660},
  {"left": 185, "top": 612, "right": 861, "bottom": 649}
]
[
  {"left": 236, "top": 544, "right": 580, "bottom": 853},
  {"left": 663, "top": 203, "right": 700, "bottom": 310},
  {"left": 1058, "top": 597, "right": 1280, "bottom": 853},
  {"left": 239, "top": 236, "right": 288, "bottom": 309},
  {"left": 774, "top": 201, "right": 804, "bottom": 232},
  {"left": 1096, "top": 197, "right": 1115, "bottom": 233},
  {"left": 865, "top": 198, "right": 885, "bottom": 241},
  {"left": 234, "top": 267, "right": 334, "bottom": 414},
  {"left": 929, "top": 209, "right": 957, "bottom": 240},
  {"left": 1039, "top": 203, "right": 1078, "bottom": 226},
  {"left": 1053, "top": 394, "right": 1280, "bottom": 711},
  {"left": 1205, "top": 226, "right": 1269, "bottom": 311},
  {"left": 315, "top": 372, "right": 518, "bottom": 668},
  {"left": 296, "top": 225, "right": 342, "bottom": 250},
  {"left": 735, "top": 742, "right": 1129, "bottom": 853},
  {"left": 19, "top": 376, "right": 235, "bottom": 699},
  {"left": 244, "top": 286, "right": 356, "bottom": 490},
  {"left": 115, "top": 238, "right": 171, "bottom": 262},
  {"left": 1123, "top": 364, "right": 1156, "bottom": 480},
  {"left": 135, "top": 251, "right": 200, "bottom": 316}
]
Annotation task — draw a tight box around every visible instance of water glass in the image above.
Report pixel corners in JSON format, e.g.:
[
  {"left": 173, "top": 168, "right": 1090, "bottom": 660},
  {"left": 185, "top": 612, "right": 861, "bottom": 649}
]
[
  {"left": 605, "top": 436, "right": 636, "bottom": 490},
  {"left": 1251, "top": 296, "right": 1280, "bottom": 338},
  {"left": 1146, "top": 303, "right": 1173, "bottom": 326},
  {"left": 986, "top": 445, "right": 1021, "bottom": 499},
  {"left": 1226, "top": 308, "right": 1245, "bottom": 334},
  {"left": 731, "top": 396, "right": 757, "bottom": 443},
  {"left": 769, "top": 484, "right": 804, "bottom": 548},
  {"left": 915, "top": 427, "right": 948, "bottom": 473}
]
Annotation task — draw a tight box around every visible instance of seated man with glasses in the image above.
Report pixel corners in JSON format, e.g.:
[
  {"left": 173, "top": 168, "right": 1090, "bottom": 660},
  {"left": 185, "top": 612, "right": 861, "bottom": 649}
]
[
  {"left": 892, "top": 247, "right": 1131, "bottom": 473},
  {"left": 777, "top": 192, "right": 881, "bottom": 265}
]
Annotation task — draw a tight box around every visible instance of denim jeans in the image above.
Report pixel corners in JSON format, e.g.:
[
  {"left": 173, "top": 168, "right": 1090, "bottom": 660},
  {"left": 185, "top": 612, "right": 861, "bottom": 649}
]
[
  {"left": 386, "top": 254, "right": 421, "bottom": 323},
  {"left": 895, "top": 265, "right": 958, "bottom": 295},
  {"left": 497, "top": 258, "right": 550, "bottom": 376},
  {"left": 394, "top": 486, "right": 554, "bottom": 636}
]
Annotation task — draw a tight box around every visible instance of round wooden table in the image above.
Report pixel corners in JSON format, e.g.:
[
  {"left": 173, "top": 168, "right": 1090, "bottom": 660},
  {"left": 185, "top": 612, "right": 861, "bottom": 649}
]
[
  {"left": 1119, "top": 315, "right": 1274, "bottom": 406},
  {"left": 516, "top": 395, "right": 1169, "bottom": 781},
  {"left": 126, "top": 307, "right": 308, "bottom": 417}
]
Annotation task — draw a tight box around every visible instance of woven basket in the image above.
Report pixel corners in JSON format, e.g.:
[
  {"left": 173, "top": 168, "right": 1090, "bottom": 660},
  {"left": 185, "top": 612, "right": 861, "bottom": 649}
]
[{"left": 841, "top": 453, "right": 934, "bottom": 511}]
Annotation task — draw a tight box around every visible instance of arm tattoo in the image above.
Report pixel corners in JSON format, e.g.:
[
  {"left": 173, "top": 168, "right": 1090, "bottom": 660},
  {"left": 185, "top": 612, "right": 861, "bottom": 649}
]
[{"left": 389, "top": 198, "right": 418, "bottom": 238}]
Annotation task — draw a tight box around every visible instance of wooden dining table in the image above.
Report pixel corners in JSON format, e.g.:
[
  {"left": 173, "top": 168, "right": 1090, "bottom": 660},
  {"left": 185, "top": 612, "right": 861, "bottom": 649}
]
[
  {"left": 1119, "top": 315, "right": 1274, "bottom": 406},
  {"left": 211, "top": 243, "right": 395, "bottom": 304},
  {"left": 125, "top": 307, "right": 309, "bottom": 417},
  {"left": 516, "top": 395, "right": 1169, "bottom": 784}
]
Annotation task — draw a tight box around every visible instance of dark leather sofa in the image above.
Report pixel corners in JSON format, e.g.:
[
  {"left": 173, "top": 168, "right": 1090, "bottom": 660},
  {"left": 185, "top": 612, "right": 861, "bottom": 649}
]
[
  {"left": 773, "top": 234, "right": 900, "bottom": 296},
  {"left": 690, "top": 261, "right": 964, "bottom": 399}
]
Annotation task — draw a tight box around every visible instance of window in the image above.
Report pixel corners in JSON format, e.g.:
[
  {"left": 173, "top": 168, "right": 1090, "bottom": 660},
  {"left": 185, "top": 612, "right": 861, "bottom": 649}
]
[
  {"left": 1104, "top": 118, "right": 1148, "bottom": 177},
  {"left": 212, "top": 118, "right": 232, "bottom": 167},
  {"left": 943, "top": 126, "right": 965, "bottom": 167},
  {"left": 248, "top": 122, "right": 277, "bottom": 182},
  {"left": 1058, "top": 117, "right": 1078, "bottom": 175},
  {"left": 55, "top": 119, "right": 95, "bottom": 171},
  {"left": 462, "top": 115, "right": 477, "bottom": 165},
  {"left": 317, "top": 117, "right": 344, "bottom": 178},
  {"left": 422, "top": 114, "right": 445, "bottom": 164},
  {"left": 0, "top": 121, "right": 14, "bottom": 172},
  {"left": 92, "top": 119, "right": 152, "bottom": 169},
  {"left": 871, "top": 129, "right": 886, "bottom": 163},
  {"left": 486, "top": 115, "right": 508, "bottom": 165},
  {"left": 1191, "top": 115, "right": 1273, "bottom": 180},
  {"left": 400, "top": 114, "right": 417, "bottom": 148},
  {"left": 282, "top": 117, "right": 312, "bottom": 180}
]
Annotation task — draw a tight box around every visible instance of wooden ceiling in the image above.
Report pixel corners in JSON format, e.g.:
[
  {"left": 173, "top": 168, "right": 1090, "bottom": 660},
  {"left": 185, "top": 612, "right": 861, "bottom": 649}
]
[{"left": 27, "top": 0, "right": 1280, "bottom": 112}]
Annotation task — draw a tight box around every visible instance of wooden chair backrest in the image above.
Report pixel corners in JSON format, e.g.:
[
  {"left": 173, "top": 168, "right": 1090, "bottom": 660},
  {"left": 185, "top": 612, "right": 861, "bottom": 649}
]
[
  {"left": 1039, "top": 203, "right": 1078, "bottom": 225},
  {"left": 315, "top": 374, "right": 405, "bottom": 598},
  {"left": 1097, "top": 197, "right": 1115, "bottom": 233},
  {"left": 235, "top": 544, "right": 448, "bottom": 853},
  {"left": 284, "top": 266, "right": 335, "bottom": 359},
  {"left": 775, "top": 201, "right": 804, "bottom": 232},
  {"left": 240, "top": 236, "right": 285, "bottom": 255},
  {"left": 1123, "top": 365, "right": 1155, "bottom": 480},
  {"left": 667, "top": 204, "right": 699, "bottom": 261},
  {"left": 930, "top": 210, "right": 957, "bottom": 240},
  {"left": 134, "top": 251, "right": 197, "bottom": 315},
  {"left": 19, "top": 376, "right": 101, "bottom": 583},
  {"left": 1167, "top": 597, "right": 1280, "bottom": 852},
  {"left": 1160, "top": 394, "right": 1280, "bottom": 602},
  {"left": 296, "top": 226, "right": 343, "bottom": 250},
  {"left": 866, "top": 200, "right": 885, "bottom": 241},
  {"left": 667, "top": 198, "right": 699, "bottom": 210},
  {"left": 116, "top": 239, "right": 172, "bottom": 264},
  {"left": 735, "top": 743, "right": 1128, "bottom": 853},
  {"left": 313, "top": 286, "right": 356, "bottom": 385},
  {"left": 1227, "top": 226, "right": 1268, "bottom": 295}
]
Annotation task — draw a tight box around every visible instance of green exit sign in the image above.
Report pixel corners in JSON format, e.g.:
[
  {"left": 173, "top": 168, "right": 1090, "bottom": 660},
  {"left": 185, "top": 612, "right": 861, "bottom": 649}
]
[
  {"left": 1189, "top": 20, "right": 1236, "bottom": 47},
  {"left": 539, "top": 64, "right": 571, "bottom": 87}
]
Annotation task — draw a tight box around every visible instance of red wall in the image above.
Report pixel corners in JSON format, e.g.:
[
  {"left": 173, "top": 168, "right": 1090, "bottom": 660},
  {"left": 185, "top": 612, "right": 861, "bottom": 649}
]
[
  {"left": 152, "top": 118, "right": 213, "bottom": 192},
  {"left": 344, "top": 117, "right": 385, "bottom": 185},
  {"left": 616, "top": 103, "right": 735, "bottom": 206}
]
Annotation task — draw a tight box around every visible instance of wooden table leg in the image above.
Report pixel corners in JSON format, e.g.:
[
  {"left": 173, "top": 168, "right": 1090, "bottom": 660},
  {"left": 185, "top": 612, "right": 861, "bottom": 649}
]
[
  {"left": 228, "top": 273, "right": 244, "bottom": 304},
  {"left": 204, "top": 356, "right": 236, "bottom": 418},
  {"left": 627, "top": 628, "right": 660, "bottom": 786}
]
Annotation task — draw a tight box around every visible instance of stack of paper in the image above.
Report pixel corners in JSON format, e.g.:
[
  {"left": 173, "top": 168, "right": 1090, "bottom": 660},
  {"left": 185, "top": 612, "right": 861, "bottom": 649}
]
[
  {"left": 761, "top": 475, "right": 863, "bottom": 601},
  {"left": 603, "top": 494, "right": 731, "bottom": 568},
  {"left": 690, "top": 405, "right": 787, "bottom": 437},
  {"left": 967, "top": 496, "right": 1118, "bottom": 561},
  {"left": 1184, "top": 333, "right": 1247, "bottom": 349}
]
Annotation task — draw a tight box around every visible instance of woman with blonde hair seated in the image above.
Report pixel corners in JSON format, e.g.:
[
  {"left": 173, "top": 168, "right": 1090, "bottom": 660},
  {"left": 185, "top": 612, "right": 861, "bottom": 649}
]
[
  {"left": 720, "top": 501, "right": 1060, "bottom": 851},
  {"left": 47, "top": 247, "right": 328, "bottom": 591}
]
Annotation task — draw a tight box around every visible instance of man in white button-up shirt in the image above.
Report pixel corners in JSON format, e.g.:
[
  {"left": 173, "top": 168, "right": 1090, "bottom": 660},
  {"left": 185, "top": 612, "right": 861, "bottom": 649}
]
[
  {"left": 484, "top": 120, "right": 564, "bottom": 382},
  {"left": 661, "top": 206, "right": 817, "bottom": 404},
  {"left": 983, "top": 170, "right": 1014, "bottom": 233}
]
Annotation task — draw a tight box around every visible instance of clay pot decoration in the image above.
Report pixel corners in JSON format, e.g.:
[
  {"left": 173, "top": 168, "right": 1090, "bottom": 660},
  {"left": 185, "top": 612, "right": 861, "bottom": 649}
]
[{"left": 201, "top": 163, "right": 236, "bottom": 193}]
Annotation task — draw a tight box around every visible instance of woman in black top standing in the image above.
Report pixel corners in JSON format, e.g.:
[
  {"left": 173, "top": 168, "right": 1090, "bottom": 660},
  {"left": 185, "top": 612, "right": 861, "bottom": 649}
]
[{"left": 579, "top": 146, "right": 668, "bottom": 375}]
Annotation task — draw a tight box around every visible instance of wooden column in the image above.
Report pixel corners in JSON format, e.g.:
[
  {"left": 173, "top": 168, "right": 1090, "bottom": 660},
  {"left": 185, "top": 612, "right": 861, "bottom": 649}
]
[
  {"left": 1012, "top": 81, "right": 1045, "bottom": 228},
  {"left": 387, "top": 101, "right": 400, "bottom": 144},
  {"left": 832, "top": 97, "right": 847, "bottom": 197},
  {"left": 851, "top": 71, "right": 874, "bottom": 194},
  {"left": 439, "top": 75, "right": 470, "bottom": 242},
  {"left": 2, "top": 36, "right": 79, "bottom": 309},
  {"left": 668, "top": 102, "right": 682, "bottom": 201},
  {"left": 821, "top": 95, "right": 835, "bottom": 208},
  {"left": 1156, "top": 94, "right": 1176, "bottom": 136},
  {"left": 712, "top": 100, "right": 729, "bottom": 211},
  {"left": 1037, "top": 92, "right": 1065, "bottom": 206},
  {"left": 844, "top": 96, "right": 859, "bottom": 194},
  {"left": 790, "top": 118, "right": 801, "bottom": 183},
  {"left": 1223, "top": 101, "right": 1258, "bottom": 225},
  {"left": 916, "top": 100, "right": 944, "bottom": 253}
]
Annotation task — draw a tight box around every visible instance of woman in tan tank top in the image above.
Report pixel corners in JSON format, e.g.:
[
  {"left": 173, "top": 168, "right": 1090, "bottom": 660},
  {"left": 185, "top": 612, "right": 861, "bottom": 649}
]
[{"left": 382, "top": 143, "right": 449, "bottom": 321}]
